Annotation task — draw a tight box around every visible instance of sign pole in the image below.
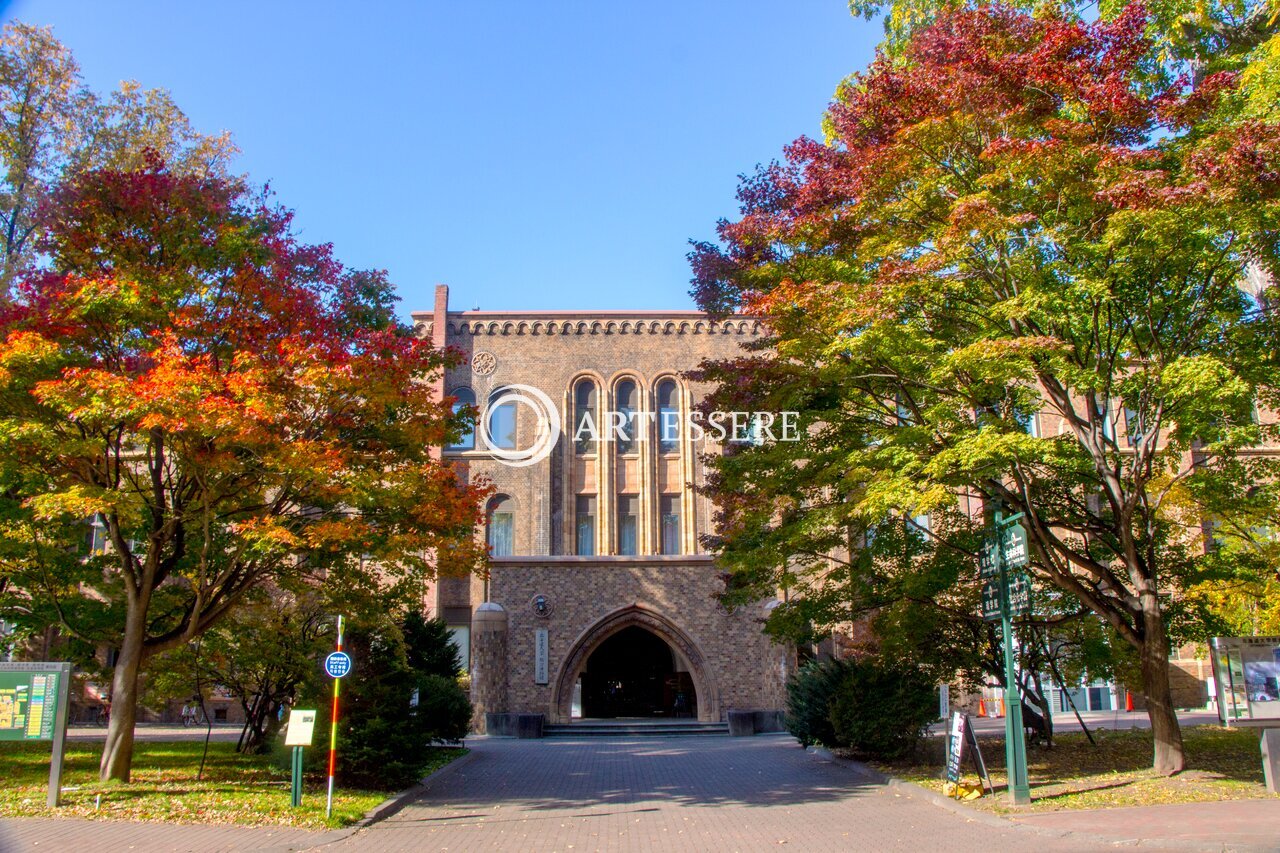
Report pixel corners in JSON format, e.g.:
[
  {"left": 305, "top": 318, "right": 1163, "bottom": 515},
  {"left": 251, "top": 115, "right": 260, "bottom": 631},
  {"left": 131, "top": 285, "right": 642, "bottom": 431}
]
[
  {"left": 283, "top": 707, "right": 318, "bottom": 808},
  {"left": 995, "top": 508, "right": 1031, "bottom": 805},
  {"left": 47, "top": 662, "right": 71, "bottom": 808},
  {"left": 326, "top": 614, "right": 344, "bottom": 820},
  {"left": 291, "top": 745, "right": 303, "bottom": 807}
]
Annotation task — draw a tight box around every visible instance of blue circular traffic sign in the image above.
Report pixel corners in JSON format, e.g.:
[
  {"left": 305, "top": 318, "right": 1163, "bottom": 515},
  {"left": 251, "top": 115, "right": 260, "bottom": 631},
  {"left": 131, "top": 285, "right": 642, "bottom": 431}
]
[{"left": 324, "top": 651, "right": 352, "bottom": 678}]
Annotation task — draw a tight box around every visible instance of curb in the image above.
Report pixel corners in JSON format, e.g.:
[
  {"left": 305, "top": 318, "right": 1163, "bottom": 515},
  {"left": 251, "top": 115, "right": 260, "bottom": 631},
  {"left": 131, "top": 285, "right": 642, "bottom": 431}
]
[
  {"left": 356, "top": 747, "right": 478, "bottom": 828},
  {"left": 805, "top": 746, "right": 1013, "bottom": 830},
  {"left": 277, "top": 747, "right": 477, "bottom": 852},
  {"left": 806, "top": 746, "right": 1274, "bottom": 853}
]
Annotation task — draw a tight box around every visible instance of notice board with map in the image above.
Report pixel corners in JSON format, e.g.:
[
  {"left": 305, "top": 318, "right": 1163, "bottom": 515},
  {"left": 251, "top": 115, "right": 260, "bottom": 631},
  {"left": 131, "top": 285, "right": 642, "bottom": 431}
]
[
  {"left": 0, "top": 665, "right": 66, "bottom": 741},
  {"left": 0, "top": 662, "right": 72, "bottom": 807}
]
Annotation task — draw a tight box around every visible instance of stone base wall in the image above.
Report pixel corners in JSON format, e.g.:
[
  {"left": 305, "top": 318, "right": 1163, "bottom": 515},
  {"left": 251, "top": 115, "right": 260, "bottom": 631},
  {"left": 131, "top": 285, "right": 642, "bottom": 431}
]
[{"left": 485, "top": 555, "right": 784, "bottom": 724}]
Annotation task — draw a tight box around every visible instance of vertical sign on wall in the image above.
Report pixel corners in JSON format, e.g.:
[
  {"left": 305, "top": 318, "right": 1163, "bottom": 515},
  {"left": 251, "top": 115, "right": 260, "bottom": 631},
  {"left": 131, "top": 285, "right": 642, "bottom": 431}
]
[{"left": 535, "top": 629, "right": 549, "bottom": 684}]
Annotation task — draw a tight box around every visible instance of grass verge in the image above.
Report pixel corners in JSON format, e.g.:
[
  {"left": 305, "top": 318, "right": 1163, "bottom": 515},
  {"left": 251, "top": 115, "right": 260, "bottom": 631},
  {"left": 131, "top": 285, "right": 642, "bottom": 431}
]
[
  {"left": 0, "top": 740, "right": 466, "bottom": 828},
  {"left": 869, "top": 724, "right": 1275, "bottom": 813}
]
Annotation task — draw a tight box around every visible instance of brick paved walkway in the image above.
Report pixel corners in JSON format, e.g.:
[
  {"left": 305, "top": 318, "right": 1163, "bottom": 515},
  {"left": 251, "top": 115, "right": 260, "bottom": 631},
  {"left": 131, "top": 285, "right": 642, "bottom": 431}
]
[
  {"left": 1015, "top": 799, "right": 1280, "bottom": 850},
  {"left": 5, "top": 735, "right": 1270, "bottom": 852},
  {"left": 318, "top": 735, "right": 1098, "bottom": 853}
]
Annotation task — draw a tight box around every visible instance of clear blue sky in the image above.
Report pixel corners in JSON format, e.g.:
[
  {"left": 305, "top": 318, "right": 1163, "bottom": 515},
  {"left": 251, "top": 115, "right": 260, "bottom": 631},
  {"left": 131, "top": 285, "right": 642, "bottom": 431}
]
[{"left": 6, "top": 1, "right": 880, "bottom": 317}]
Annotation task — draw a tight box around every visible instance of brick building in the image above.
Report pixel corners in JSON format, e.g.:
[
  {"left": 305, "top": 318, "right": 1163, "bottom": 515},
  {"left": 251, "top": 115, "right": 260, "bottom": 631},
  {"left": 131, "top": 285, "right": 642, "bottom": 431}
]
[
  {"left": 410, "top": 283, "right": 1257, "bottom": 730},
  {"left": 414, "top": 286, "right": 788, "bottom": 729}
]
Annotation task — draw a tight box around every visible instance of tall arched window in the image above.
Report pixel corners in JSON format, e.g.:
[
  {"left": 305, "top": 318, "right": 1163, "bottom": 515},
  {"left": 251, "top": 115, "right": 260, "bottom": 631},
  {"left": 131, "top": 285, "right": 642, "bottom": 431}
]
[
  {"left": 447, "top": 387, "right": 475, "bottom": 450},
  {"left": 660, "top": 495, "right": 681, "bottom": 555},
  {"left": 617, "top": 495, "right": 638, "bottom": 556},
  {"left": 657, "top": 379, "right": 679, "bottom": 453},
  {"left": 615, "top": 379, "right": 637, "bottom": 455},
  {"left": 574, "top": 379, "right": 598, "bottom": 455},
  {"left": 576, "top": 495, "right": 596, "bottom": 556},
  {"left": 486, "top": 389, "right": 518, "bottom": 450},
  {"left": 487, "top": 496, "right": 514, "bottom": 556}
]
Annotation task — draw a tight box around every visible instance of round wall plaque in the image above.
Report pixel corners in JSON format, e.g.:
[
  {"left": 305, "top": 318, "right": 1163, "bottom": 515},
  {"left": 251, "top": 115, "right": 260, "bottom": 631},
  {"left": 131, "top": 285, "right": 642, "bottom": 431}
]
[
  {"left": 532, "top": 594, "right": 553, "bottom": 618},
  {"left": 471, "top": 351, "right": 497, "bottom": 376}
]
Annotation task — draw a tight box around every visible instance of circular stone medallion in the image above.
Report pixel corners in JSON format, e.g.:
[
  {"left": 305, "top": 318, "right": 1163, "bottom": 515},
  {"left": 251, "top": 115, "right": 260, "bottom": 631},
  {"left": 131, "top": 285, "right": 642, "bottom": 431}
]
[{"left": 471, "top": 350, "right": 497, "bottom": 376}]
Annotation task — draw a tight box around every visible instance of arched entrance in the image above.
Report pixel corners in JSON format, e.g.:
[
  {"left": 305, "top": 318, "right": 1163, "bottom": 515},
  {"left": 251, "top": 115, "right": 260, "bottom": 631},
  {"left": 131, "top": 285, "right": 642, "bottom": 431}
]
[
  {"left": 579, "top": 626, "right": 697, "bottom": 718},
  {"left": 552, "top": 606, "right": 719, "bottom": 723}
]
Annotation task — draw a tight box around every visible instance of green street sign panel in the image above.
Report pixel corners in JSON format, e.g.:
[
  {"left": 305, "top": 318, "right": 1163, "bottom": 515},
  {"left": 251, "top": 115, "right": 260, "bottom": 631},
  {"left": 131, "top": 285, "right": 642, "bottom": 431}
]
[
  {"left": 1002, "top": 523, "right": 1029, "bottom": 569},
  {"left": 980, "top": 580, "right": 1002, "bottom": 621},
  {"left": 0, "top": 665, "right": 65, "bottom": 741},
  {"left": 978, "top": 537, "right": 1000, "bottom": 578},
  {"left": 1008, "top": 572, "right": 1032, "bottom": 617}
]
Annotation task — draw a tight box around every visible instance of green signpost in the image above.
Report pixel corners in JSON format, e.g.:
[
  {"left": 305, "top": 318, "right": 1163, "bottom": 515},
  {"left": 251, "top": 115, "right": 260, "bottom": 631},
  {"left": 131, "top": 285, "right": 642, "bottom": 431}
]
[
  {"left": 283, "top": 708, "right": 318, "bottom": 807},
  {"left": 979, "top": 509, "right": 1032, "bottom": 805},
  {"left": 0, "top": 662, "right": 73, "bottom": 807}
]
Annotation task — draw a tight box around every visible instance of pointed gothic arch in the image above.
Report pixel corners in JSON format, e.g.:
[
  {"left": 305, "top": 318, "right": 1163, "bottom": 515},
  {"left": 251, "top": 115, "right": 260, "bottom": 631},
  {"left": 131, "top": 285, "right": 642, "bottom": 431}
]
[{"left": 550, "top": 605, "right": 719, "bottom": 723}]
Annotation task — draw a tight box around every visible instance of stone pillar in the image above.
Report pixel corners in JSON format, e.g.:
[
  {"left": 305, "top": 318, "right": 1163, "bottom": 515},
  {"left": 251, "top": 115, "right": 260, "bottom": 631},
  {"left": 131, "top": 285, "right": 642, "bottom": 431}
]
[
  {"left": 762, "top": 599, "right": 790, "bottom": 713},
  {"left": 470, "top": 602, "right": 508, "bottom": 733}
]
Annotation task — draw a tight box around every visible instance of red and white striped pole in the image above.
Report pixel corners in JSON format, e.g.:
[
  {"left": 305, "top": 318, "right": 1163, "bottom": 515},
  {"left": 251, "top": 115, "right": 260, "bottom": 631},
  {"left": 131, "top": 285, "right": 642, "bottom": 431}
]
[{"left": 325, "top": 614, "right": 344, "bottom": 819}]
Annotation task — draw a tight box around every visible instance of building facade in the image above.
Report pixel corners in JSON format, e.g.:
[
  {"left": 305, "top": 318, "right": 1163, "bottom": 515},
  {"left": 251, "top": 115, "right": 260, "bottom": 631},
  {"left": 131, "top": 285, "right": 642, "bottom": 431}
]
[{"left": 414, "top": 286, "right": 788, "bottom": 728}]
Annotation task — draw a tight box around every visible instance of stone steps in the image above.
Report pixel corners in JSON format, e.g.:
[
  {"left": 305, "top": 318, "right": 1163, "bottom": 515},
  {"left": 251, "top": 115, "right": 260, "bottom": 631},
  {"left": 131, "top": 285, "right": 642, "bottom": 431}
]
[{"left": 544, "top": 719, "right": 729, "bottom": 737}]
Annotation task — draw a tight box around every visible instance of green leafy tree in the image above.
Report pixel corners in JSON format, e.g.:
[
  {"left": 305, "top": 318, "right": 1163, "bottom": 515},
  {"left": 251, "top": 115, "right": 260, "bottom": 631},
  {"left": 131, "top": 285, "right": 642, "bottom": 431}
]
[
  {"left": 146, "top": 589, "right": 333, "bottom": 754},
  {"left": 759, "top": 508, "right": 1116, "bottom": 745},
  {"left": 690, "top": 5, "right": 1278, "bottom": 773},
  {"left": 1185, "top": 475, "right": 1280, "bottom": 636},
  {"left": 0, "top": 22, "right": 236, "bottom": 293}
]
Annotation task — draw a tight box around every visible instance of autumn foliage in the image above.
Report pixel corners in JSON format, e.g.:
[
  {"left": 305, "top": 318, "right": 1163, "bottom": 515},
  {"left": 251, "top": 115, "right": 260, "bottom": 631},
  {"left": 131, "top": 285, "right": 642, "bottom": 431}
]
[
  {"left": 0, "top": 160, "right": 487, "bottom": 780},
  {"left": 691, "top": 4, "right": 1279, "bottom": 774}
]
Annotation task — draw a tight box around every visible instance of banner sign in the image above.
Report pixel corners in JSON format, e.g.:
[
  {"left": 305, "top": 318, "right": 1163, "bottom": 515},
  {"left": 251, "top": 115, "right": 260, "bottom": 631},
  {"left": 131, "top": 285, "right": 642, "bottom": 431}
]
[{"left": 944, "top": 711, "right": 992, "bottom": 792}]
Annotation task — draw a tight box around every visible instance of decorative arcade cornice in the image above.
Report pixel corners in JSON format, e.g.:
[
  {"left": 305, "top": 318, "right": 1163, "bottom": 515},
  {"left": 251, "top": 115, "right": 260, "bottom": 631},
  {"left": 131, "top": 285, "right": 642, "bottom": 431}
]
[{"left": 410, "top": 312, "right": 763, "bottom": 339}]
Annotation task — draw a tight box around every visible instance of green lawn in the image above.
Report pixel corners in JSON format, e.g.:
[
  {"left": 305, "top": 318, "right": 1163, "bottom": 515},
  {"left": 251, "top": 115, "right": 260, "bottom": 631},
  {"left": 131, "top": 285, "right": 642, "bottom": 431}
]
[
  {"left": 872, "top": 725, "right": 1275, "bottom": 813},
  {"left": 0, "top": 740, "right": 466, "bottom": 829}
]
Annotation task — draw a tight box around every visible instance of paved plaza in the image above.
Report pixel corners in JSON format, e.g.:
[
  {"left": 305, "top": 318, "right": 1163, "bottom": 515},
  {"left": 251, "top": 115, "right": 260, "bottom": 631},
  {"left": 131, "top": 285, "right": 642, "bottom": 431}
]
[
  {"left": 319, "top": 735, "right": 1093, "bottom": 853},
  {"left": 2, "top": 733, "right": 1276, "bottom": 852}
]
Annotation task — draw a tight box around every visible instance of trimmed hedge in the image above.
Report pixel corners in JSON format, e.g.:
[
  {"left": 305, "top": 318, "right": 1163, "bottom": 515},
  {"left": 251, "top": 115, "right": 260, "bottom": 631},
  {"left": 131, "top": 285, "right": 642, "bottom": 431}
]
[
  {"left": 785, "top": 656, "right": 937, "bottom": 759},
  {"left": 785, "top": 658, "right": 850, "bottom": 747},
  {"left": 828, "top": 659, "right": 937, "bottom": 759}
]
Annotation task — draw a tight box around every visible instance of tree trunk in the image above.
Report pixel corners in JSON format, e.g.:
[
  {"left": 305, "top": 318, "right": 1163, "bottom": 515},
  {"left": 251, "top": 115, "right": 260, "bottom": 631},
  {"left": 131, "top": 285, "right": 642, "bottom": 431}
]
[
  {"left": 100, "top": 600, "right": 147, "bottom": 782},
  {"left": 239, "top": 692, "right": 270, "bottom": 755},
  {"left": 1139, "top": 604, "right": 1185, "bottom": 775},
  {"left": 1029, "top": 669, "right": 1053, "bottom": 746},
  {"left": 259, "top": 700, "right": 285, "bottom": 751}
]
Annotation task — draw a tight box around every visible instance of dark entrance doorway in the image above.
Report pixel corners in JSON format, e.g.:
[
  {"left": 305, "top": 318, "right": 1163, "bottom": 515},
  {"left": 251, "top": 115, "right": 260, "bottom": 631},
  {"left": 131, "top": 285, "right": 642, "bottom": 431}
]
[{"left": 580, "top": 626, "right": 697, "bottom": 718}]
